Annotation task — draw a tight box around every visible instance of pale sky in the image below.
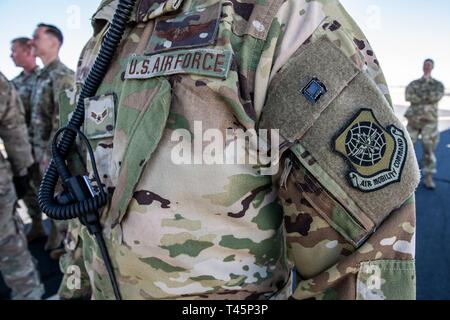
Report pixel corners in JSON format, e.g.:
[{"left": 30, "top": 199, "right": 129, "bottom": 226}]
[{"left": 1, "top": 0, "right": 449, "bottom": 88}]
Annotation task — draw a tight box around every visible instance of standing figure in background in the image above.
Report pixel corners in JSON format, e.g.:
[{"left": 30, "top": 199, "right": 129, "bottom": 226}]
[
  {"left": 30, "top": 23, "right": 75, "bottom": 258},
  {"left": 0, "top": 71, "right": 44, "bottom": 300},
  {"left": 10, "top": 37, "right": 46, "bottom": 242},
  {"left": 405, "top": 59, "right": 445, "bottom": 189},
  {"left": 58, "top": 0, "right": 419, "bottom": 300}
]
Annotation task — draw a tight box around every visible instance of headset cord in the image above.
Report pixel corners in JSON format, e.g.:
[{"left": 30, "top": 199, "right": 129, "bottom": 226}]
[{"left": 39, "top": 0, "right": 137, "bottom": 300}]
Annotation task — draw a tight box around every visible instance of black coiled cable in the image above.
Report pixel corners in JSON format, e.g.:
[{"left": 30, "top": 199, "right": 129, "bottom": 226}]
[{"left": 39, "top": 0, "right": 137, "bottom": 300}]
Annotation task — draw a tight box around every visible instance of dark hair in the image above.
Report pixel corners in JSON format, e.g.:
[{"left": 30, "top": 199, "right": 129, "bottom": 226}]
[
  {"left": 11, "top": 37, "right": 32, "bottom": 49},
  {"left": 37, "top": 23, "right": 64, "bottom": 45},
  {"left": 424, "top": 59, "right": 435, "bottom": 67}
]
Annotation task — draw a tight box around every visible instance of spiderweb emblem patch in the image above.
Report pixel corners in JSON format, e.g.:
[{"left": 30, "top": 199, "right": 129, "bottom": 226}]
[
  {"left": 335, "top": 109, "right": 407, "bottom": 192},
  {"left": 345, "top": 121, "right": 387, "bottom": 167}
]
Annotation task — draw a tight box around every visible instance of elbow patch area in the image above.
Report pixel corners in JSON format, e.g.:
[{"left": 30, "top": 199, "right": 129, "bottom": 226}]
[{"left": 259, "top": 36, "right": 420, "bottom": 245}]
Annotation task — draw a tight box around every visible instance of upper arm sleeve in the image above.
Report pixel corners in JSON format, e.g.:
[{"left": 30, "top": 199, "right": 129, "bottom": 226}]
[{"left": 259, "top": 1, "right": 419, "bottom": 300}]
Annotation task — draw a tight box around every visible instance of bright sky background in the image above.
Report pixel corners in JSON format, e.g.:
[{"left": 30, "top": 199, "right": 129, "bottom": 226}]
[{"left": 1, "top": 0, "right": 449, "bottom": 88}]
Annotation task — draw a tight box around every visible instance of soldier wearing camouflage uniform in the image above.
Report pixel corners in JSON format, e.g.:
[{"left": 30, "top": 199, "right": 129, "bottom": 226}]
[
  {"left": 405, "top": 59, "right": 445, "bottom": 189},
  {"left": 0, "top": 72, "right": 44, "bottom": 300},
  {"left": 10, "top": 37, "right": 47, "bottom": 242},
  {"left": 30, "top": 24, "right": 75, "bottom": 257},
  {"left": 58, "top": 0, "right": 419, "bottom": 300}
]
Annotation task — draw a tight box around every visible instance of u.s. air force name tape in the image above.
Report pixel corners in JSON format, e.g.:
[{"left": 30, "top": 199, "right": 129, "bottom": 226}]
[{"left": 125, "top": 48, "right": 232, "bottom": 80}]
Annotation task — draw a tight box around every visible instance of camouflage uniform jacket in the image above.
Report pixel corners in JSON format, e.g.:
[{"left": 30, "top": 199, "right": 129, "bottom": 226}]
[
  {"left": 12, "top": 67, "right": 40, "bottom": 128},
  {"left": 58, "top": 0, "right": 420, "bottom": 300},
  {"left": 30, "top": 59, "right": 74, "bottom": 163},
  {"left": 405, "top": 77, "right": 445, "bottom": 125},
  {"left": 0, "top": 72, "right": 33, "bottom": 180}
]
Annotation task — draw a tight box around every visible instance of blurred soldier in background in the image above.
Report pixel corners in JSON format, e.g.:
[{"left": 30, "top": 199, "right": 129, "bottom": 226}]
[
  {"left": 405, "top": 59, "right": 445, "bottom": 189},
  {"left": 10, "top": 37, "right": 46, "bottom": 242},
  {"left": 10, "top": 38, "right": 39, "bottom": 128},
  {"left": 30, "top": 23, "right": 74, "bottom": 258},
  {"left": 0, "top": 71, "right": 44, "bottom": 300}
]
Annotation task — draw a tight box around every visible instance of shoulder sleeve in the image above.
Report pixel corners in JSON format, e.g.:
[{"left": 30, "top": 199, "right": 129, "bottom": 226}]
[
  {"left": 258, "top": 0, "right": 419, "bottom": 300},
  {"left": 58, "top": 220, "right": 92, "bottom": 300}
]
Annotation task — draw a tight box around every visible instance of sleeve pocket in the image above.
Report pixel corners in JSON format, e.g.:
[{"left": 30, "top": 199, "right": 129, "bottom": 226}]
[{"left": 260, "top": 35, "right": 420, "bottom": 245}]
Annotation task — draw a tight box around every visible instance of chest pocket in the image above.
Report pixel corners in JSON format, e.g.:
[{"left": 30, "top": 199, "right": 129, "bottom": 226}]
[{"left": 105, "top": 78, "right": 172, "bottom": 238}]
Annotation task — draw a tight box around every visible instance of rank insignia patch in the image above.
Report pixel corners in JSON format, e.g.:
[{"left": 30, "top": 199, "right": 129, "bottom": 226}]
[
  {"left": 334, "top": 109, "right": 407, "bottom": 192},
  {"left": 84, "top": 94, "right": 116, "bottom": 140}
]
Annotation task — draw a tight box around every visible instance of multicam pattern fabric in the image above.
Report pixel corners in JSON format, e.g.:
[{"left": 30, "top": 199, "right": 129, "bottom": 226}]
[
  {"left": 405, "top": 77, "right": 445, "bottom": 175},
  {"left": 147, "top": 1, "right": 222, "bottom": 53},
  {"left": 58, "top": 0, "right": 418, "bottom": 300},
  {"left": 12, "top": 68, "right": 40, "bottom": 128},
  {"left": 30, "top": 59, "right": 74, "bottom": 175},
  {"left": 0, "top": 72, "right": 44, "bottom": 300},
  {"left": 405, "top": 77, "right": 445, "bottom": 124},
  {"left": 12, "top": 68, "right": 42, "bottom": 220}
]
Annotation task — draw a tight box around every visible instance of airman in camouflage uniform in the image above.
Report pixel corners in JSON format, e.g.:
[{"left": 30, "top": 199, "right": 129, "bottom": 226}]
[
  {"left": 30, "top": 62, "right": 75, "bottom": 176},
  {"left": 405, "top": 59, "right": 445, "bottom": 189},
  {"left": 11, "top": 38, "right": 40, "bottom": 128},
  {"left": 57, "top": 0, "right": 419, "bottom": 300},
  {"left": 10, "top": 37, "right": 46, "bottom": 242},
  {"left": 30, "top": 24, "right": 75, "bottom": 255},
  {"left": 0, "top": 72, "right": 44, "bottom": 300}
]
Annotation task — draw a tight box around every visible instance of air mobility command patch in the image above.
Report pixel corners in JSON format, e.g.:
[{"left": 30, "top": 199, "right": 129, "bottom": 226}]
[
  {"left": 84, "top": 94, "right": 116, "bottom": 140},
  {"left": 334, "top": 109, "right": 407, "bottom": 192}
]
